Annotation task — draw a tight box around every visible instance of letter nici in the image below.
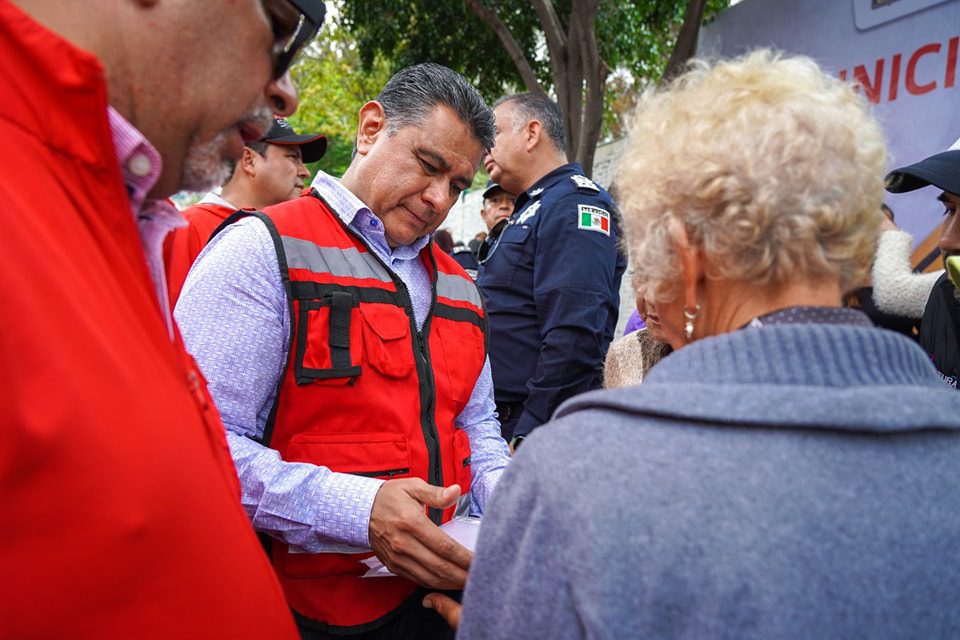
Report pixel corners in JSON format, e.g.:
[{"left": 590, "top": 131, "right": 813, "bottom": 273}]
[{"left": 839, "top": 35, "right": 959, "bottom": 103}]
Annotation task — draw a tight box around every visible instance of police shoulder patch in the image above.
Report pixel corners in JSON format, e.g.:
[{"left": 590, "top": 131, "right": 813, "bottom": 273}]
[
  {"left": 577, "top": 204, "right": 610, "bottom": 235},
  {"left": 570, "top": 174, "right": 599, "bottom": 192}
]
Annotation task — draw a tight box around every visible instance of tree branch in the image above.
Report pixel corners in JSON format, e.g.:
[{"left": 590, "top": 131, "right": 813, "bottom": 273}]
[
  {"left": 529, "top": 0, "right": 567, "bottom": 55},
  {"left": 661, "top": 0, "right": 708, "bottom": 83},
  {"left": 465, "top": 0, "right": 544, "bottom": 92},
  {"left": 573, "top": 0, "right": 606, "bottom": 175}
]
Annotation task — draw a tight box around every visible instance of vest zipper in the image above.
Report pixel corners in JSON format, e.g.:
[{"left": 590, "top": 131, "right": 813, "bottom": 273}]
[
  {"left": 352, "top": 467, "right": 410, "bottom": 479},
  {"left": 335, "top": 219, "right": 444, "bottom": 526},
  {"left": 385, "top": 274, "right": 443, "bottom": 526}
]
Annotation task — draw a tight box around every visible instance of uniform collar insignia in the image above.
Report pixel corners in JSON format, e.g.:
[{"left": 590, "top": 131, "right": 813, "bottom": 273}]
[
  {"left": 518, "top": 200, "right": 541, "bottom": 224},
  {"left": 570, "top": 174, "right": 599, "bottom": 192}
]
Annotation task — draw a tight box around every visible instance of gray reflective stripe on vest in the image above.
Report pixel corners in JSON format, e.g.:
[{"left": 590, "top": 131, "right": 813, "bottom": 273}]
[
  {"left": 436, "top": 271, "right": 482, "bottom": 309},
  {"left": 282, "top": 236, "right": 391, "bottom": 283}
]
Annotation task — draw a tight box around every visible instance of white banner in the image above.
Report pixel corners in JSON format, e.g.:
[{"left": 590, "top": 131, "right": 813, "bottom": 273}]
[{"left": 701, "top": 0, "right": 960, "bottom": 245}]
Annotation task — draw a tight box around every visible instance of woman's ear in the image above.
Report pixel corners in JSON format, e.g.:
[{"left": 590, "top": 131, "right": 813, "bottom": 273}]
[
  {"left": 667, "top": 218, "right": 704, "bottom": 310},
  {"left": 354, "top": 101, "right": 388, "bottom": 157}
]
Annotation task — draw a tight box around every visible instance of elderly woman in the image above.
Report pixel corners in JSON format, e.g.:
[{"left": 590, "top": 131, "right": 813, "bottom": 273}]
[
  {"left": 433, "top": 51, "right": 960, "bottom": 639},
  {"left": 602, "top": 286, "right": 675, "bottom": 388}
]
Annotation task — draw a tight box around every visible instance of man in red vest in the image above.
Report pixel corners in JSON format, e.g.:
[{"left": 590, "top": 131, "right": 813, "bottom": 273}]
[
  {"left": 165, "top": 116, "right": 327, "bottom": 306},
  {"left": 176, "top": 63, "right": 511, "bottom": 639},
  {"left": 0, "top": 0, "right": 324, "bottom": 637}
]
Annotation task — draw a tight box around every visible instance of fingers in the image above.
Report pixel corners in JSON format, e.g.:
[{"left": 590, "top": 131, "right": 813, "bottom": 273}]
[
  {"left": 368, "top": 479, "right": 472, "bottom": 589},
  {"left": 406, "top": 481, "right": 460, "bottom": 509},
  {"left": 423, "top": 593, "right": 462, "bottom": 630},
  {"left": 378, "top": 530, "right": 470, "bottom": 589}
]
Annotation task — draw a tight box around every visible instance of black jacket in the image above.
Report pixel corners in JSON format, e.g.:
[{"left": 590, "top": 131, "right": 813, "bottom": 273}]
[{"left": 919, "top": 272, "right": 960, "bottom": 388}]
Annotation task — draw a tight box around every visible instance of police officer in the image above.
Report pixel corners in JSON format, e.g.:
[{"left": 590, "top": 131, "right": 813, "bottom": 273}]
[{"left": 477, "top": 92, "right": 627, "bottom": 447}]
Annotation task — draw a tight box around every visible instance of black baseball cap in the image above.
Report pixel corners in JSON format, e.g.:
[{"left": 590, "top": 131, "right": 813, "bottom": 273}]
[
  {"left": 482, "top": 180, "right": 512, "bottom": 199},
  {"left": 885, "top": 150, "right": 960, "bottom": 195},
  {"left": 261, "top": 117, "right": 327, "bottom": 163}
]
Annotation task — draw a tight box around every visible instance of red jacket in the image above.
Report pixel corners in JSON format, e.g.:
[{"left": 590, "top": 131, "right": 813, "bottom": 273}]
[
  {"left": 0, "top": 2, "right": 296, "bottom": 637},
  {"left": 248, "top": 194, "right": 486, "bottom": 632},
  {"left": 163, "top": 201, "right": 235, "bottom": 307}
]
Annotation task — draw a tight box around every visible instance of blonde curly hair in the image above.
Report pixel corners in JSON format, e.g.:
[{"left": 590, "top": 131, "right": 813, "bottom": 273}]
[{"left": 617, "top": 50, "right": 887, "bottom": 302}]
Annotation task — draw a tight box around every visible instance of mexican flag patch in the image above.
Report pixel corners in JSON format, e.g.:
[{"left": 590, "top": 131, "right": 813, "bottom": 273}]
[{"left": 577, "top": 204, "right": 610, "bottom": 235}]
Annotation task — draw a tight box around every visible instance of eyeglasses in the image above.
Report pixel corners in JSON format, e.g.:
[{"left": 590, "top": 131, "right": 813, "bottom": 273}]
[{"left": 264, "top": 0, "right": 325, "bottom": 79}]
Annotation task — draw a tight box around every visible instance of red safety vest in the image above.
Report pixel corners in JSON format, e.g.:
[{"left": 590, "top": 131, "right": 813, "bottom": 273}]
[
  {"left": 0, "top": 1, "right": 297, "bottom": 636},
  {"left": 244, "top": 192, "right": 486, "bottom": 633},
  {"left": 163, "top": 201, "right": 235, "bottom": 308}
]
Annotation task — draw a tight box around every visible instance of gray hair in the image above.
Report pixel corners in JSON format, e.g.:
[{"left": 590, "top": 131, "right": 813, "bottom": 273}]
[
  {"left": 494, "top": 92, "right": 566, "bottom": 153},
  {"left": 377, "top": 63, "right": 495, "bottom": 150}
]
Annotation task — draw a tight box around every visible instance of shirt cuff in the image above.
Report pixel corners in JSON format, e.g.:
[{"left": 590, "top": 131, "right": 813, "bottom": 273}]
[
  {"left": 470, "top": 467, "right": 506, "bottom": 515},
  {"left": 313, "top": 472, "right": 384, "bottom": 550}
]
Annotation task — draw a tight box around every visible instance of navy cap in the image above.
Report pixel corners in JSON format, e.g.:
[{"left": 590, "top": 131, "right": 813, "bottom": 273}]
[
  {"left": 885, "top": 150, "right": 960, "bottom": 195},
  {"left": 482, "top": 180, "right": 511, "bottom": 199},
  {"left": 261, "top": 117, "right": 327, "bottom": 163}
]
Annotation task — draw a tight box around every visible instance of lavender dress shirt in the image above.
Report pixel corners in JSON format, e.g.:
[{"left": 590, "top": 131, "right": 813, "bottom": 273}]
[
  {"left": 176, "top": 171, "right": 509, "bottom": 552},
  {"left": 107, "top": 106, "right": 185, "bottom": 337}
]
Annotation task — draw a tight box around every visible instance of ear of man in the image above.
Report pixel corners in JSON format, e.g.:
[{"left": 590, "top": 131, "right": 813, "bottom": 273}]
[
  {"left": 355, "top": 101, "right": 388, "bottom": 157},
  {"left": 524, "top": 118, "right": 543, "bottom": 153},
  {"left": 239, "top": 147, "right": 261, "bottom": 178}
]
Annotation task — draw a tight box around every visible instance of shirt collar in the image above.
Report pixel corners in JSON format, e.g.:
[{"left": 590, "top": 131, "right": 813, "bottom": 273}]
[
  {"left": 515, "top": 162, "right": 581, "bottom": 210},
  {"left": 106, "top": 106, "right": 163, "bottom": 216},
  {"left": 744, "top": 306, "right": 873, "bottom": 329},
  {"left": 199, "top": 192, "right": 238, "bottom": 209},
  {"left": 310, "top": 170, "right": 430, "bottom": 261}
]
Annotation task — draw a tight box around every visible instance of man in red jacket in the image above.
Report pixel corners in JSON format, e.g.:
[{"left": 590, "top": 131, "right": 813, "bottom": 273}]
[
  {"left": 0, "top": 0, "right": 324, "bottom": 637},
  {"left": 165, "top": 117, "right": 327, "bottom": 305}
]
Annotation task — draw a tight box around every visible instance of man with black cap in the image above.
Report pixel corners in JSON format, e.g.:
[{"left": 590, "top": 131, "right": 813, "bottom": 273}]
[
  {"left": 886, "top": 145, "right": 960, "bottom": 388},
  {"left": 479, "top": 180, "right": 516, "bottom": 231},
  {"left": 165, "top": 116, "right": 327, "bottom": 304},
  {"left": 452, "top": 181, "right": 516, "bottom": 277}
]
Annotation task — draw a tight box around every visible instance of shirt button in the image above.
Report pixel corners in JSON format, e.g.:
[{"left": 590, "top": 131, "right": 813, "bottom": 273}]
[
  {"left": 129, "top": 153, "right": 152, "bottom": 177},
  {"left": 370, "top": 219, "right": 378, "bottom": 227}
]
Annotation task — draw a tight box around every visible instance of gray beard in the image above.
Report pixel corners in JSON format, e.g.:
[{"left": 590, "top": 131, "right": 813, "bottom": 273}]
[
  {"left": 177, "top": 103, "right": 275, "bottom": 194},
  {"left": 178, "top": 130, "right": 232, "bottom": 194}
]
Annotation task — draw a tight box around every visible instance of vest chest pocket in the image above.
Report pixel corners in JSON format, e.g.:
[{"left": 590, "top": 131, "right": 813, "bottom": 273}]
[
  {"left": 359, "top": 306, "right": 416, "bottom": 378},
  {"left": 294, "top": 291, "right": 363, "bottom": 385}
]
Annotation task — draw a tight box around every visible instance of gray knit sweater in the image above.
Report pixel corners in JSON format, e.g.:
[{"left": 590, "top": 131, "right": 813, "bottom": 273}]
[{"left": 458, "top": 324, "right": 960, "bottom": 639}]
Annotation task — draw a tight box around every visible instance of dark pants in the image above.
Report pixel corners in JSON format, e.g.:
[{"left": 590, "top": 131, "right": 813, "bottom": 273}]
[{"left": 296, "top": 592, "right": 458, "bottom": 640}]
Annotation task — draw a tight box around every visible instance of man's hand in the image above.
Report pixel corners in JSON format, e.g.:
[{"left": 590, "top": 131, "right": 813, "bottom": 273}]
[
  {"left": 368, "top": 479, "right": 471, "bottom": 590},
  {"left": 423, "top": 593, "right": 462, "bottom": 630}
]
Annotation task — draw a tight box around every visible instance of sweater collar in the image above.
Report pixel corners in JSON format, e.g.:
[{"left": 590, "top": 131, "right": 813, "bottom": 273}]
[{"left": 558, "top": 324, "right": 960, "bottom": 434}]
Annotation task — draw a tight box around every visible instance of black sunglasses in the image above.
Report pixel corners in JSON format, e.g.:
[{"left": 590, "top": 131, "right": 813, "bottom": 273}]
[{"left": 265, "top": 0, "right": 325, "bottom": 79}]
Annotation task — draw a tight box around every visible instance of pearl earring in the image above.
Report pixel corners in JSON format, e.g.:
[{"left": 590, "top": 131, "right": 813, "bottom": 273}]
[{"left": 683, "top": 304, "right": 701, "bottom": 341}]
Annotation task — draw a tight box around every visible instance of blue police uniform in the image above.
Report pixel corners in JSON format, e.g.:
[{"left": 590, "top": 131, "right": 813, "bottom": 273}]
[{"left": 477, "top": 163, "right": 627, "bottom": 441}]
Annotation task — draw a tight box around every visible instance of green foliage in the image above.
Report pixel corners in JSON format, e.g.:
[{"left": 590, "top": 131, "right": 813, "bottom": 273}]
[
  {"left": 340, "top": 0, "right": 545, "bottom": 104},
  {"left": 338, "top": 0, "right": 731, "bottom": 140},
  {"left": 285, "top": 19, "right": 393, "bottom": 178}
]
